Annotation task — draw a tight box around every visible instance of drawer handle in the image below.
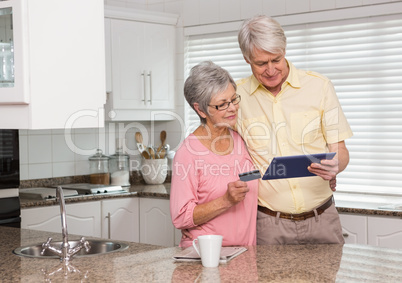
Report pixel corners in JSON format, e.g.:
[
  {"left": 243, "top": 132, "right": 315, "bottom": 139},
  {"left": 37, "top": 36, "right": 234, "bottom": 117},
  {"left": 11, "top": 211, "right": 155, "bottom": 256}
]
[
  {"left": 141, "top": 71, "right": 146, "bottom": 105},
  {"left": 342, "top": 233, "right": 349, "bottom": 238},
  {"left": 106, "top": 212, "right": 111, "bottom": 239},
  {"left": 147, "top": 71, "right": 152, "bottom": 105}
]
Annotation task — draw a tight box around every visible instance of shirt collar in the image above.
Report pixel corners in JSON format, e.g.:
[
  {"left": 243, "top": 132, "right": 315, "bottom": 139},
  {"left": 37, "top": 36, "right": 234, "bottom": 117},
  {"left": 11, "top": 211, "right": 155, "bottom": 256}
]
[
  {"left": 286, "top": 60, "right": 301, "bottom": 89},
  {"left": 248, "top": 60, "right": 301, "bottom": 95}
]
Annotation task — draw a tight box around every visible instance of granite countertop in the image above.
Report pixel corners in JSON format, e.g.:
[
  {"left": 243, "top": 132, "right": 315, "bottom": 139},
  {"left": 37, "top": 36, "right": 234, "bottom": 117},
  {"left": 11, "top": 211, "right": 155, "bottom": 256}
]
[
  {"left": 20, "top": 183, "right": 402, "bottom": 218},
  {"left": 1, "top": 226, "right": 402, "bottom": 282},
  {"left": 334, "top": 191, "right": 402, "bottom": 217}
]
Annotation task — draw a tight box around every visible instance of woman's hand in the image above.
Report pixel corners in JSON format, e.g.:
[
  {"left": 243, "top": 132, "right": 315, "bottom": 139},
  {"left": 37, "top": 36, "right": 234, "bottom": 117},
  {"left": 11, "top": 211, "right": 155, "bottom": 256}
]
[
  {"left": 181, "top": 229, "right": 192, "bottom": 240},
  {"left": 224, "top": 180, "right": 250, "bottom": 206},
  {"left": 180, "top": 227, "right": 202, "bottom": 240},
  {"left": 192, "top": 180, "right": 250, "bottom": 226}
]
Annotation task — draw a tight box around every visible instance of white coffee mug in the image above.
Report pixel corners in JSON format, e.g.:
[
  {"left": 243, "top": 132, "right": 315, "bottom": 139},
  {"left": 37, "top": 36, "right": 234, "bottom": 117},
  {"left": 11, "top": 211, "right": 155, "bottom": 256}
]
[{"left": 192, "top": 235, "right": 223, "bottom": 268}]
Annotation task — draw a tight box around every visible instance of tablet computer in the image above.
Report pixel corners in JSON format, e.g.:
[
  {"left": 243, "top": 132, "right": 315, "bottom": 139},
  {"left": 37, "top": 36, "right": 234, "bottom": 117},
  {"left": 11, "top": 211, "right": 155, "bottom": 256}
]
[{"left": 262, "top": 152, "right": 336, "bottom": 180}]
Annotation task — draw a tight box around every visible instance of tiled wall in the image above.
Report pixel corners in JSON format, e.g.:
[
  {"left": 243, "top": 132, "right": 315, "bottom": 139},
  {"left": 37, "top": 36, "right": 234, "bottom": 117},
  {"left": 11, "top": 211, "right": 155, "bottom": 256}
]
[
  {"left": 19, "top": 0, "right": 398, "bottom": 180},
  {"left": 19, "top": 119, "right": 185, "bottom": 180}
]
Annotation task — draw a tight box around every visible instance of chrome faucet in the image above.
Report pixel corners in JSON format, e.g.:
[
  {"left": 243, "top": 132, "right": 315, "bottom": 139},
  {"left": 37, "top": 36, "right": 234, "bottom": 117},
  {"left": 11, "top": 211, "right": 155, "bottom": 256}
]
[{"left": 41, "top": 186, "right": 90, "bottom": 262}]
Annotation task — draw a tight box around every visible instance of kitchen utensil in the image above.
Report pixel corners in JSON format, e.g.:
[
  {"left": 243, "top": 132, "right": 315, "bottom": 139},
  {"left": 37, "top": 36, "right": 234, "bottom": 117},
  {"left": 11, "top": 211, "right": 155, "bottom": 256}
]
[
  {"left": 135, "top": 132, "right": 143, "bottom": 143},
  {"left": 141, "top": 150, "right": 150, "bottom": 159},
  {"left": 135, "top": 132, "right": 146, "bottom": 153},
  {"left": 157, "top": 143, "right": 169, "bottom": 159},
  {"left": 147, "top": 145, "right": 156, "bottom": 159},
  {"left": 153, "top": 145, "right": 161, "bottom": 158},
  {"left": 157, "top": 130, "right": 167, "bottom": 152},
  {"left": 159, "top": 148, "right": 166, "bottom": 159},
  {"left": 164, "top": 144, "right": 170, "bottom": 152}
]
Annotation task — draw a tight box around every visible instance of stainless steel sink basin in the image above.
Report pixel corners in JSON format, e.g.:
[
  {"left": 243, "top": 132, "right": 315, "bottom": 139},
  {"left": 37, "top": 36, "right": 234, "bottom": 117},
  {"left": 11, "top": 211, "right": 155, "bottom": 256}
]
[{"left": 13, "top": 239, "right": 129, "bottom": 259}]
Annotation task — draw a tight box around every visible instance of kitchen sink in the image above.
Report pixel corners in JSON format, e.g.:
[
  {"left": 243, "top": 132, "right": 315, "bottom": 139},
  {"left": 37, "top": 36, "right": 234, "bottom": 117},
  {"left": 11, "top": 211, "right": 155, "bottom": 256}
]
[{"left": 13, "top": 239, "right": 129, "bottom": 259}]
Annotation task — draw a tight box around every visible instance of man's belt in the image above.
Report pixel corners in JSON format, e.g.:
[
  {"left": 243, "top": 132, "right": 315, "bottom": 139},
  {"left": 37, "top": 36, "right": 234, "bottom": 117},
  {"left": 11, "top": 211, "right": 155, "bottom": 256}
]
[{"left": 257, "top": 197, "right": 333, "bottom": 221}]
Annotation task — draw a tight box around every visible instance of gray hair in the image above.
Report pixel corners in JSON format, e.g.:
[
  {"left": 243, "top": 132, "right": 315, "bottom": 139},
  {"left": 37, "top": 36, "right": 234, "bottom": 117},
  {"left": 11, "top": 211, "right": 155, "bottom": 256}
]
[
  {"left": 238, "top": 15, "right": 287, "bottom": 61},
  {"left": 184, "top": 61, "right": 236, "bottom": 124}
]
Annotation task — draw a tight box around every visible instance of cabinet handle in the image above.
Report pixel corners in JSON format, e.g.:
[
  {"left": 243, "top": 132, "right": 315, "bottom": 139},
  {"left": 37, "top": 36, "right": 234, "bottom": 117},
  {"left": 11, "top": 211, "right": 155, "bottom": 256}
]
[
  {"left": 106, "top": 212, "right": 111, "bottom": 239},
  {"left": 147, "top": 71, "right": 152, "bottom": 105},
  {"left": 141, "top": 71, "right": 146, "bottom": 105},
  {"left": 342, "top": 233, "right": 349, "bottom": 238}
]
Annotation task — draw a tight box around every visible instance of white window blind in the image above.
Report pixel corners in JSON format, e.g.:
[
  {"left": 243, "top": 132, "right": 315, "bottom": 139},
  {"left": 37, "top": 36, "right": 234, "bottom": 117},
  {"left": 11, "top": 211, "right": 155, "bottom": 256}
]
[
  {"left": 184, "top": 32, "right": 249, "bottom": 135},
  {"left": 184, "top": 14, "right": 402, "bottom": 195}
]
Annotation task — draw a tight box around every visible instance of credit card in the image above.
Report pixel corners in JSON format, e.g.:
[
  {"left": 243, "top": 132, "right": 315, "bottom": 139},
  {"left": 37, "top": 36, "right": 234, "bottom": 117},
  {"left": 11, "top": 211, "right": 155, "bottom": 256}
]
[{"left": 239, "top": 170, "right": 261, "bottom": 182}]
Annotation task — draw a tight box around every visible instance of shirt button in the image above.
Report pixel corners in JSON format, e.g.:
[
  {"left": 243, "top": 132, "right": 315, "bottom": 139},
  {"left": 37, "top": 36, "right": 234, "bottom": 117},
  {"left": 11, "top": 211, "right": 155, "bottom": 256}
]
[{"left": 274, "top": 99, "right": 278, "bottom": 103}]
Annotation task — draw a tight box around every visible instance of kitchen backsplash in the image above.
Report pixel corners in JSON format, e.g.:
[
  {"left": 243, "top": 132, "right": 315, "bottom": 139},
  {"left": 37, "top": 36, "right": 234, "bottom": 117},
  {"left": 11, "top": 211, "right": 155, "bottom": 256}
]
[{"left": 19, "top": 120, "right": 185, "bottom": 180}]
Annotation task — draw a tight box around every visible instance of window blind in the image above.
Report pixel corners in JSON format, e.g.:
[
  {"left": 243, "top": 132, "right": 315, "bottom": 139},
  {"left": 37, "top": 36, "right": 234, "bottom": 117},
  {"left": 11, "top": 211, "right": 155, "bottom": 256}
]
[
  {"left": 184, "top": 32, "right": 249, "bottom": 135},
  {"left": 184, "top": 14, "right": 402, "bottom": 195}
]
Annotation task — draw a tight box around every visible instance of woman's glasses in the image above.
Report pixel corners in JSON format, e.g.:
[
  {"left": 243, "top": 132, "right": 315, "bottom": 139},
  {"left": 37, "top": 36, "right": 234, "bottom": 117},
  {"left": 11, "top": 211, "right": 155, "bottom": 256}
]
[{"left": 208, "top": 94, "right": 241, "bottom": 111}]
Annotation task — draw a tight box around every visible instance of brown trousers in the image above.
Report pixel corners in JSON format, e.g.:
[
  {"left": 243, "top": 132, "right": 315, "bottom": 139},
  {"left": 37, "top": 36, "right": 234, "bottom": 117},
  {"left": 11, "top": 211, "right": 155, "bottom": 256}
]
[{"left": 257, "top": 202, "right": 345, "bottom": 245}]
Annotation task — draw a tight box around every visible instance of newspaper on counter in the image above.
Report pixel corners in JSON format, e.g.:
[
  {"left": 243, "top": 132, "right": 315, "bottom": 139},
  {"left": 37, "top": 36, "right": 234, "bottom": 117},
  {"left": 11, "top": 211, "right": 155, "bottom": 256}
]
[{"left": 172, "top": 246, "right": 247, "bottom": 263}]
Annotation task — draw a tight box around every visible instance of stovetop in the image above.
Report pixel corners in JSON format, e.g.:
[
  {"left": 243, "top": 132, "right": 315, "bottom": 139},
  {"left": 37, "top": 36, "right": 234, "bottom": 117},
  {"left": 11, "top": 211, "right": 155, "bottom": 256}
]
[
  {"left": 56, "top": 183, "right": 126, "bottom": 195},
  {"left": 19, "top": 187, "right": 79, "bottom": 200},
  {"left": 20, "top": 184, "right": 127, "bottom": 200}
]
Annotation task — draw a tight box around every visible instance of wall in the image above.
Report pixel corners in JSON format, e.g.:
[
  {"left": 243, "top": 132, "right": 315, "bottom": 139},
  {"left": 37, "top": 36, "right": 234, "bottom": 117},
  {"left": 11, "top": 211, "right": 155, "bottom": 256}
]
[
  {"left": 19, "top": 120, "right": 185, "bottom": 180},
  {"left": 20, "top": 0, "right": 400, "bottom": 180},
  {"left": 103, "top": 0, "right": 401, "bottom": 26}
]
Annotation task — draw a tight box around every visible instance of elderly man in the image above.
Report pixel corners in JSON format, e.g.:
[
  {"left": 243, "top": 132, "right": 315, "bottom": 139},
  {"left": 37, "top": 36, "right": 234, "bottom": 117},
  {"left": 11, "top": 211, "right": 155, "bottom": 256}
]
[{"left": 235, "top": 15, "right": 353, "bottom": 244}]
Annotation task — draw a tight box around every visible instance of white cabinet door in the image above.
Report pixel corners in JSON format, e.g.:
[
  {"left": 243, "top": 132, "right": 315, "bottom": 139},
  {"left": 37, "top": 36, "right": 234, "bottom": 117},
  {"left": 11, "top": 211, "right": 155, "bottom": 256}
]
[
  {"left": 0, "top": 0, "right": 106, "bottom": 129},
  {"left": 368, "top": 216, "right": 402, "bottom": 249},
  {"left": 143, "top": 23, "right": 175, "bottom": 109},
  {"left": 339, "top": 213, "right": 368, "bottom": 245},
  {"left": 106, "top": 18, "right": 175, "bottom": 121},
  {"left": 21, "top": 202, "right": 101, "bottom": 238},
  {"left": 139, "top": 198, "right": 175, "bottom": 247},
  {"left": 110, "top": 19, "right": 145, "bottom": 110},
  {"left": 101, "top": 198, "right": 140, "bottom": 242}
]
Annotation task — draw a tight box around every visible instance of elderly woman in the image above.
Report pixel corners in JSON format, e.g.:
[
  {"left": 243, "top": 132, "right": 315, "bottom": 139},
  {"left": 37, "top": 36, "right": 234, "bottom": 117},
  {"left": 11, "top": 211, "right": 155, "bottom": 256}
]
[{"left": 170, "top": 61, "right": 258, "bottom": 248}]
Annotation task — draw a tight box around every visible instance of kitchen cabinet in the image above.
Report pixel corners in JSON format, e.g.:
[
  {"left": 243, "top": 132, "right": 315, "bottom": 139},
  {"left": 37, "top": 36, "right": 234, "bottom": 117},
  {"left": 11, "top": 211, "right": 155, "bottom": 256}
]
[
  {"left": 339, "top": 213, "right": 402, "bottom": 248},
  {"left": 139, "top": 197, "right": 178, "bottom": 247},
  {"left": 101, "top": 198, "right": 139, "bottom": 242},
  {"left": 368, "top": 216, "right": 402, "bottom": 249},
  {"left": 104, "top": 7, "right": 178, "bottom": 121},
  {"left": 339, "top": 214, "right": 368, "bottom": 245},
  {"left": 21, "top": 196, "right": 179, "bottom": 247},
  {"left": 21, "top": 202, "right": 102, "bottom": 238},
  {"left": 0, "top": 0, "right": 106, "bottom": 129},
  {"left": 22, "top": 198, "right": 140, "bottom": 242}
]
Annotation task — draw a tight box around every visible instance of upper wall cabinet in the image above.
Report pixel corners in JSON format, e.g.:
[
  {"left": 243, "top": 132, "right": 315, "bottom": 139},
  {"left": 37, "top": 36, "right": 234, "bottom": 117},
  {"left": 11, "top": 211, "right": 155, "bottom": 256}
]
[
  {"left": 104, "top": 6, "right": 178, "bottom": 121},
  {"left": 0, "top": 0, "right": 106, "bottom": 129}
]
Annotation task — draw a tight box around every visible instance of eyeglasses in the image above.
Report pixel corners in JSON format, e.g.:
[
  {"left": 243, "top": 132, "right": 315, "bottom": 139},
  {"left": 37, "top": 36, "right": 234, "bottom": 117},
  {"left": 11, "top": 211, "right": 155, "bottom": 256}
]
[{"left": 208, "top": 94, "right": 241, "bottom": 111}]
